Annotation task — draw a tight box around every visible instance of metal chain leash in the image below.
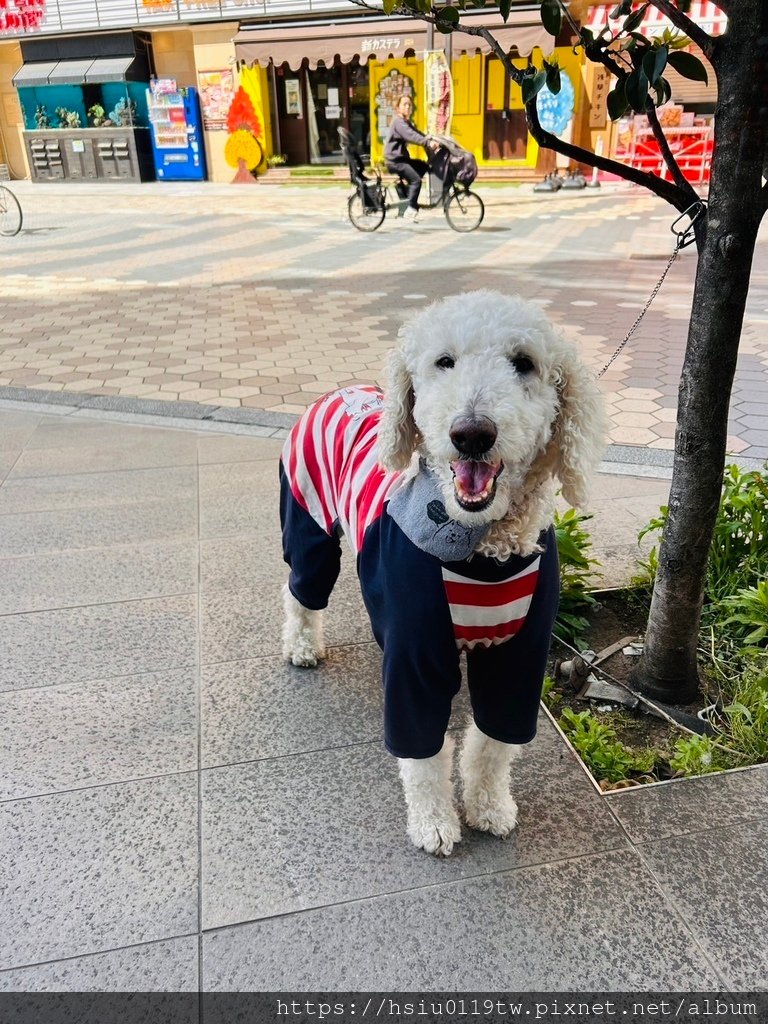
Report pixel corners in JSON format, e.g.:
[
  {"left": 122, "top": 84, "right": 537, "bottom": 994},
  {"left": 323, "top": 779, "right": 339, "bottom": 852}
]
[{"left": 595, "top": 200, "right": 706, "bottom": 380}]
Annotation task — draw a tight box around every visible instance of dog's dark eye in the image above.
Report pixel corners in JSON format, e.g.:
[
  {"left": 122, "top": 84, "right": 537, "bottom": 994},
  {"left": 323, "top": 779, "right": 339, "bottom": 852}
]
[
  {"left": 509, "top": 354, "right": 535, "bottom": 375},
  {"left": 436, "top": 355, "right": 455, "bottom": 370}
]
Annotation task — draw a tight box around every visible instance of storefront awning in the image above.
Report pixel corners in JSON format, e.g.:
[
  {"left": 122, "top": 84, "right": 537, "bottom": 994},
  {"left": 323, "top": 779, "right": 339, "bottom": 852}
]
[
  {"left": 12, "top": 61, "right": 59, "bottom": 87},
  {"left": 452, "top": 12, "right": 556, "bottom": 58},
  {"left": 84, "top": 56, "right": 138, "bottom": 83},
  {"left": 12, "top": 55, "right": 140, "bottom": 87},
  {"left": 235, "top": 13, "right": 553, "bottom": 71},
  {"left": 235, "top": 19, "right": 427, "bottom": 69},
  {"left": 47, "top": 59, "right": 97, "bottom": 85}
]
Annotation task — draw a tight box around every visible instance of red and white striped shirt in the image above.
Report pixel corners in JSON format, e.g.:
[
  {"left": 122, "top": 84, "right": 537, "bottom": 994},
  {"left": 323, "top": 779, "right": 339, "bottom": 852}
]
[
  {"left": 282, "top": 386, "right": 403, "bottom": 555},
  {"left": 282, "top": 386, "right": 542, "bottom": 651}
]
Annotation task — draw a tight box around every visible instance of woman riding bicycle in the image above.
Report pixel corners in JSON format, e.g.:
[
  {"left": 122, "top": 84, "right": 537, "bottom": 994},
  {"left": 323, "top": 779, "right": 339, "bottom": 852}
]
[{"left": 384, "top": 95, "right": 440, "bottom": 222}]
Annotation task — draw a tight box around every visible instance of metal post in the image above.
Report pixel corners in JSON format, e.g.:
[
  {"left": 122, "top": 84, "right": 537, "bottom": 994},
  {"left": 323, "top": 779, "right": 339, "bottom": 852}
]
[
  {"left": 270, "top": 61, "right": 282, "bottom": 156},
  {"left": 445, "top": 2, "right": 453, "bottom": 65}
]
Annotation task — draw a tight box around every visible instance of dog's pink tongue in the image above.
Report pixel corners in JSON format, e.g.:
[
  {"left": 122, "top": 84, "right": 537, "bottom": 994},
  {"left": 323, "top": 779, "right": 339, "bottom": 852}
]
[{"left": 451, "top": 460, "right": 496, "bottom": 496}]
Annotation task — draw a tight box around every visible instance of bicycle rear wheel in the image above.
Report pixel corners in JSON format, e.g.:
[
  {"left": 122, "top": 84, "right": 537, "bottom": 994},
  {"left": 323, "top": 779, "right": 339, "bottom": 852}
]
[
  {"left": 347, "top": 192, "right": 385, "bottom": 232},
  {"left": 444, "top": 189, "right": 484, "bottom": 232},
  {"left": 0, "top": 185, "right": 22, "bottom": 237}
]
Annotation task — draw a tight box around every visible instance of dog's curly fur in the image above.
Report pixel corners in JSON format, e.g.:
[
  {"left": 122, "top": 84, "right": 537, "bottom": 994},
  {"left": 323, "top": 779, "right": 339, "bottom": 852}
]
[{"left": 283, "top": 290, "right": 606, "bottom": 855}]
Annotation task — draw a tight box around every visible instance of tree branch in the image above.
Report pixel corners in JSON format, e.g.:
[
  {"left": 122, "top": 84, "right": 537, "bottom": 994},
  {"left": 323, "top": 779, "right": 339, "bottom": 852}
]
[
  {"left": 525, "top": 98, "right": 694, "bottom": 212},
  {"left": 644, "top": 100, "right": 699, "bottom": 200},
  {"left": 647, "top": 0, "right": 715, "bottom": 59}
]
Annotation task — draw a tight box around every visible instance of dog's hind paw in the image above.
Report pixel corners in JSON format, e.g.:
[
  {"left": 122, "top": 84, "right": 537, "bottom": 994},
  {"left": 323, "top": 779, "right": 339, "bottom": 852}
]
[
  {"left": 464, "top": 796, "right": 518, "bottom": 838},
  {"left": 408, "top": 815, "right": 462, "bottom": 857}
]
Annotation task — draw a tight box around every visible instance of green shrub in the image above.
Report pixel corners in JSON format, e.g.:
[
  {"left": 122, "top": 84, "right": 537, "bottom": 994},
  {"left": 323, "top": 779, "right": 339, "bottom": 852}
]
[
  {"left": 721, "top": 580, "right": 768, "bottom": 653},
  {"left": 541, "top": 675, "right": 561, "bottom": 709},
  {"left": 554, "top": 508, "right": 602, "bottom": 649},
  {"left": 638, "top": 466, "right": 768, "bottom": 604},
  {"left": 720, "top": 665, "right": 768, "bottom": 763},
  {"left": 669, "top": 734, "right": 722, "bottom": 777},
  {"left": 559, "top": 708, "right": 656, "bottom": 784}
]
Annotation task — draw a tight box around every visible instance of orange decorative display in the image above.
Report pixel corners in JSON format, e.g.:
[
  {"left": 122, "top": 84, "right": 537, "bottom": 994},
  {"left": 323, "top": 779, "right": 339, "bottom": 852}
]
[{"left": 225, "top": 86, "right": 263, "bottom": 184}]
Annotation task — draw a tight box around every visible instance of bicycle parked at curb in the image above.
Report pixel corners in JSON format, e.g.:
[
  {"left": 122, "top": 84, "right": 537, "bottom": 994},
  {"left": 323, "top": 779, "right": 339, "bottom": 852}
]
[
  {"left": 339, "top": 127, "right": 484, "bottom": 234},
  {"left": 0, "top": 184, "right": 22, "bottom": 237}
]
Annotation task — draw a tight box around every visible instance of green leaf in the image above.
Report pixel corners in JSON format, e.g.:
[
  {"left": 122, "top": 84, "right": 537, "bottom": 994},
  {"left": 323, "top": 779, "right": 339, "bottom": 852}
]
[
  {"left": 653, "top": 76, "right": 672, "bottom": 106},
  {"left": 540, "top": 0, "right": 562, "bottom": 37},
  {"left": 667, "top": 49, "right": 709, "bottom": 83},
  {"left": 642, "top": 44, "right": 668, "bottom": 86},
  {"left": 623, "top": 2, "right": 650, "bottom": 33},
  {"left": 606, "top": 80, "right": 629, "bottom": 121},
  {"left": 436, "top": 4, "right": 459, "bottom": 30},
  {"left": 499, "top": 0, "right": 511, "bottom": 21},
  {"left": 625, "top": 67, "right": 649, "bottom": 111},
  {"left": 545, "top": 63, "right": 562, "bottom": 94},
  {"left": 382, "top": 0, "right": 398, "bottom": 13},
  {"left": 609, "top": 0, "right": 632, "bottom": 17},
  {"left": 522, "top": 69, "right": 547, "bottom": 105}
]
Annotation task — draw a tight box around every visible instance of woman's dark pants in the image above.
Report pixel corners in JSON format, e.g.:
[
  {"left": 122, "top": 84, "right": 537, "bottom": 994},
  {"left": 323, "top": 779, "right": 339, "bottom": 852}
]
[{"left": 388, "top": 159, "right": 429, "bottom": 209}]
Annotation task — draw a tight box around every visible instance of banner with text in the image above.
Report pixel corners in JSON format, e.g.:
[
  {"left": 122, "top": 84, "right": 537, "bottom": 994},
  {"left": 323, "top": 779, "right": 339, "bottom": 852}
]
[{"left": 424, "top": 49, "right": 452, "bottom": 138}]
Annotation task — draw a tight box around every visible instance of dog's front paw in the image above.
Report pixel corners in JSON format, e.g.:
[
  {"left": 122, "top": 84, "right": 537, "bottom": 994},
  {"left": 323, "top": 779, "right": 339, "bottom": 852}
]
[
  {"left": 464, "top": 793, "right": 518, "bottom": 838},
  {"left": 282, "top": 633, "right": 325, "bottom": 668},
  {"left": 281, "top": 587, "right": 326, "bottom": 668},
  {"left": 407, "top": 813, "right": 462, "bottom": 857}
]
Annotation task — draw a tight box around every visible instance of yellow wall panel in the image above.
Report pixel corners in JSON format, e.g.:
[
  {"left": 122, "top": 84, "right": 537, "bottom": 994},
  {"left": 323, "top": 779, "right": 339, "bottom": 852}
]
[
  {"left": 0, "top": 41, "right": 28, "bottom": 178},
  {"left": 450, "top": 54, "right": 483, "bottom": 162},
  {"left": 369, "top": 57, "right": 423, "bottom": 166}
]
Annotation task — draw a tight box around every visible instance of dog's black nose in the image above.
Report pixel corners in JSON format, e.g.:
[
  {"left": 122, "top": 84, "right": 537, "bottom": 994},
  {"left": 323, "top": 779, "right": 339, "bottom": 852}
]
[{"left": 450, "top": 416, "right": 498, "bottom": 456}]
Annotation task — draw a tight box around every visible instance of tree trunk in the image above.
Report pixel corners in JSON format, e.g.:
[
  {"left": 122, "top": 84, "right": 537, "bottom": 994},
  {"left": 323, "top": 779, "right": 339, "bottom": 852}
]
[{"left": 632, "top": 7, "right": 768, "bottom": 702}]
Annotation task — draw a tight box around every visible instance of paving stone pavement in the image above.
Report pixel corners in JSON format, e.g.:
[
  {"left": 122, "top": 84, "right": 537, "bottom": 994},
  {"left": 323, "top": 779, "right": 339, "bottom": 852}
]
[
  {"left": 1, "top": 404, "right": 767, "bottom": 994},
  {"left": 2, "top": 181, "right": 768, "bottom": 460}
]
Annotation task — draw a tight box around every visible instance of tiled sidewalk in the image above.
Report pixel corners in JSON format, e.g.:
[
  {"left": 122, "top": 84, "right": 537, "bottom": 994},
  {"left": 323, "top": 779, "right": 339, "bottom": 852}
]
[
  {"left": 2, "top": 182, "right": 768, "bottom": 459},
  {"left": 1, "top": 405, "right": 766, "bottom": 993}
]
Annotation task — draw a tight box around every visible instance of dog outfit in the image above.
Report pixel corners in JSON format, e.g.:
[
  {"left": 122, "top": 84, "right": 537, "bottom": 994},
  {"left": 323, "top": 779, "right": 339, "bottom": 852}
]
[{"left": 280, "top": 386, "right": 559, "bottom": 759}]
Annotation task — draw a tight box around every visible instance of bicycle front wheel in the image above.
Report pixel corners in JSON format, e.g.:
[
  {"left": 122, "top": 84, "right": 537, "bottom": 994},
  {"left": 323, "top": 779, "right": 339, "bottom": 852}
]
[
  {"left": 347, "top": 193, "right": 385, "bottom": 232},
  {"left": 444, "top": 189, "right": 484, "bottom": 233},
  {"left": 0, "top": 185, "right": 22, "bottom": 237}
]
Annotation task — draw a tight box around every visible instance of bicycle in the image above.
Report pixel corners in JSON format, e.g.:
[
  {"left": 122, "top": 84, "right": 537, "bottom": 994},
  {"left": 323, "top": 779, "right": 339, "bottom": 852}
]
[
  {"left": 0, "top": 184, "right": 22, "bottom": 237},
  {"left": 339, "top": 128, "right": 484, "bottom": 234}
]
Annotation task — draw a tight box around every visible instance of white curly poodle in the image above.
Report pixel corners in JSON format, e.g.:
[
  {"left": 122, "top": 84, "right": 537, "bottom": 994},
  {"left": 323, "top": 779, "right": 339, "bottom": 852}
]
[{"left": 280, "top": 290, "right": 606, "bottom": 856}]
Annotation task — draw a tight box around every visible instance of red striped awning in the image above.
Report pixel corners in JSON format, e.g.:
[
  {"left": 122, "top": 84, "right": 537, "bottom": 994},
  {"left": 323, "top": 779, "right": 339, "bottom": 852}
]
[{"left": 587, "top": 1, "right": 727, "bottom": 38}]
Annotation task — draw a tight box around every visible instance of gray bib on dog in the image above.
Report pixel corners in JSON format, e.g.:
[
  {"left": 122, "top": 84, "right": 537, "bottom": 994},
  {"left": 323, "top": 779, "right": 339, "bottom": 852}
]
[{"left": 386, "top": 464, "right": 491, "bottom": 562}]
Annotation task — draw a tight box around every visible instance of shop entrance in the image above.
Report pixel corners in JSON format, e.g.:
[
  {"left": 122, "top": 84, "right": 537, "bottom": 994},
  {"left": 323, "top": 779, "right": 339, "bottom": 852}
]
[
  {"left": 483, "top": 56, "right": 527, "bottom": 161},
  {"left": 306, "top": 60, "right": 370, "bottom": 164},
  {"left": 307, "top": 63, "right": 343, "bottom": 162}
]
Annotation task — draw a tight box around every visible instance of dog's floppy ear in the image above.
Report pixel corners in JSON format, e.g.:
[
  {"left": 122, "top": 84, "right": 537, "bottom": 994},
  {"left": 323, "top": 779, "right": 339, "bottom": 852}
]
[
  {"left": 378, "top": 348, "right": 420, "bottom": 471},
  {"left": 548, "top": 345, "right": 607, "bottom": 508}
]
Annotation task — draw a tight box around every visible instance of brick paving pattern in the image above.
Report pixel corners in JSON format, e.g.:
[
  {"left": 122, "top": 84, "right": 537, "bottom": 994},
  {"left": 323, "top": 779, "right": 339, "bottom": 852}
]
[{"left": 1, "top": 182, "right": 767, "bottom": 458}]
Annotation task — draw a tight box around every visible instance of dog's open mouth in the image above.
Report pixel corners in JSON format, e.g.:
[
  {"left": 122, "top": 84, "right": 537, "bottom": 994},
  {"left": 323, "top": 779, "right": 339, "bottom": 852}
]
[{"left": 450, "top": 459, "right": 503, "bottom": 512}]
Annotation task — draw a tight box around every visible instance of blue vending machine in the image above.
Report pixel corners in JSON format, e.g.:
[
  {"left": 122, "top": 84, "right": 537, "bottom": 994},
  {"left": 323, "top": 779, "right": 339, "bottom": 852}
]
[{"left": 147, "top": 81, "right": 207, "bottom": 181}]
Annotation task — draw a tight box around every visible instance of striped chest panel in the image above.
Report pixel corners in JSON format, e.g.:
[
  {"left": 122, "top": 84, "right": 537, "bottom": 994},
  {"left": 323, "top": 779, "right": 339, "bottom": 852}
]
[{"left": 442, "top": 557, "right": 541, "bottom": 651}]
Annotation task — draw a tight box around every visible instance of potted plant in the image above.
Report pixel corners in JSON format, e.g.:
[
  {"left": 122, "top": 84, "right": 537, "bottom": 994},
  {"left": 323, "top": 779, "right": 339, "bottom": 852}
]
[
  {"left": 54, "top": 107, "right": 82, "bottom": 129},
  {"left": 88, "top": 103, "right": 106, "bottom": 127},
  {"left": 34, "top": 104, "right": 50, "bottom": 129}
]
